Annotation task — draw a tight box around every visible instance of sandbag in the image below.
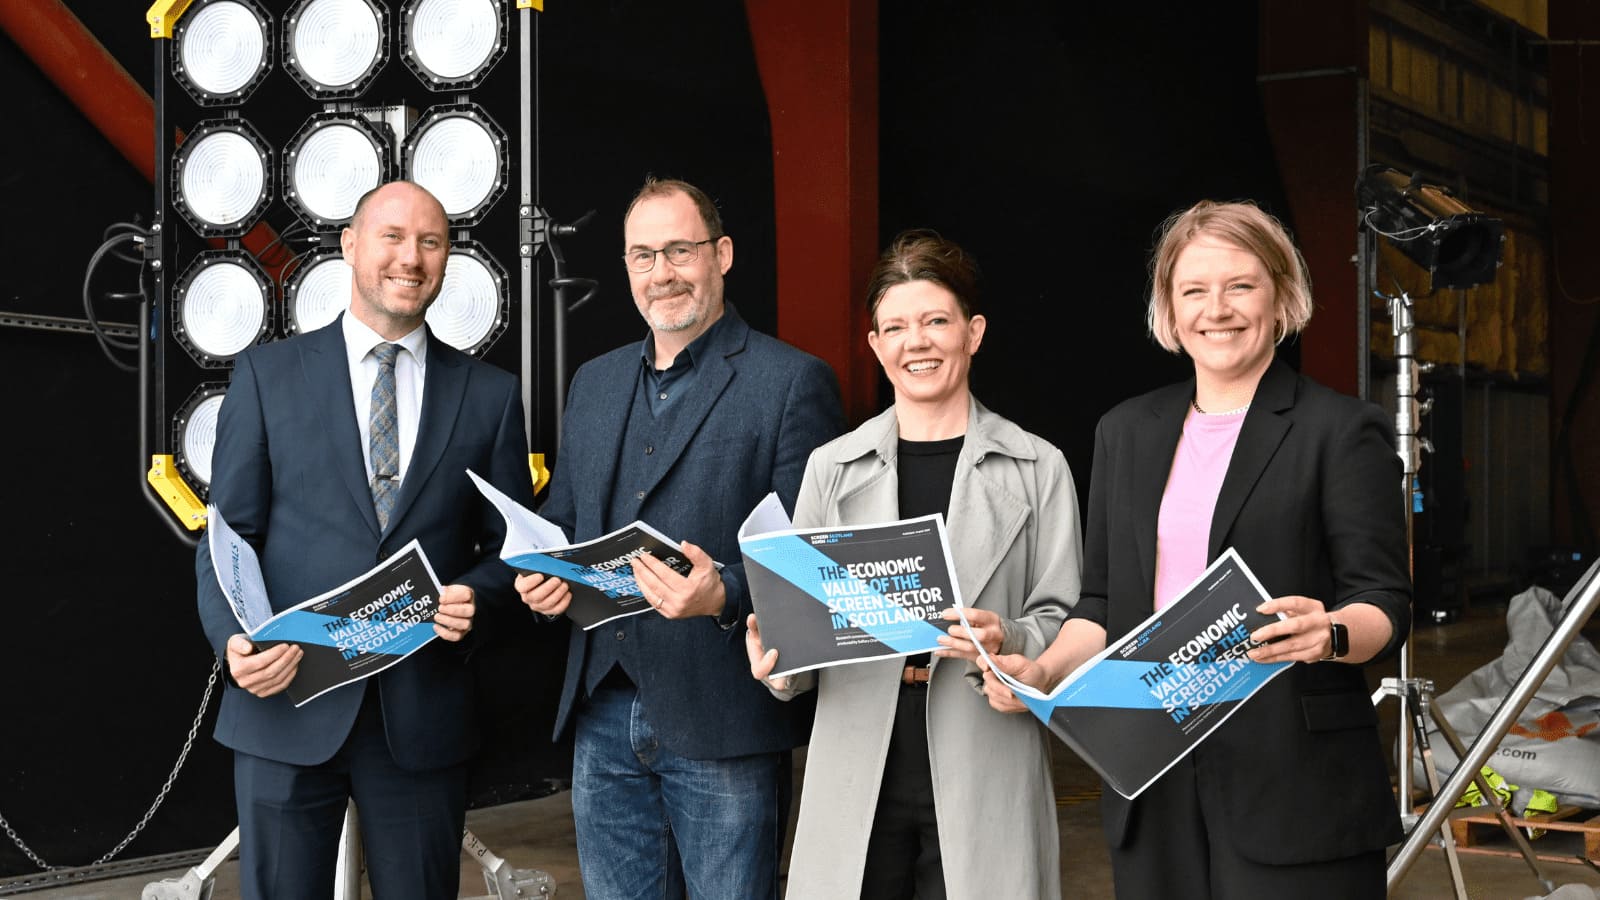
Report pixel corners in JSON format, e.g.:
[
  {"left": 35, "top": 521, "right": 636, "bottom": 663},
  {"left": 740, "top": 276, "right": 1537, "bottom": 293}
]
[{"left": 1412, "top": 585, "right": 1600, "bottom": 808}]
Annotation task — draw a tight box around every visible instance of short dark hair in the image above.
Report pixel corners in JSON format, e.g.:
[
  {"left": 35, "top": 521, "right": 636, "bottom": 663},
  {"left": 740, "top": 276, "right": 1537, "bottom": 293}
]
[
  {"left": 624, "top": 176, "right": 725, "bottom": 239},
  {"left": 864, "top": 229, "right": 980, "bottom": 329}
]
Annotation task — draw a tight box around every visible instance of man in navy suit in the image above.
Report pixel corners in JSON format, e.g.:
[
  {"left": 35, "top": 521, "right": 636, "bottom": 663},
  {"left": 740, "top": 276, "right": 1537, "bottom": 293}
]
[
  {"left": 195, "top": 180, "right": 535, "bottom": 900},
  {"left": 517, "top": 177, "right": 843, "bottom": 899}
]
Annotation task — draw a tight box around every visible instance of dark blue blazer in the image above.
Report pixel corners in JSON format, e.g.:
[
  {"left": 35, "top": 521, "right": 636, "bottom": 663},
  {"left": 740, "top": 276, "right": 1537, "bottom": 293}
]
[
  {"left": 196, "top": 318, "right": 535, "bottom": 771},
  {"left": 1076, "top": 359, "right": 1411, "bottom": 865},
  {"left": 541, "top": 305, "right": 843, "bottom": 759}
]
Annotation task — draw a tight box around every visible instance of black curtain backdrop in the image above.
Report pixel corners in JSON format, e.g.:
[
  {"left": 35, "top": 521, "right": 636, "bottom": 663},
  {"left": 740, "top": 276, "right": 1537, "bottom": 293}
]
[{"left": 0, "top": 0, "right": 1294, "bottom": 875}]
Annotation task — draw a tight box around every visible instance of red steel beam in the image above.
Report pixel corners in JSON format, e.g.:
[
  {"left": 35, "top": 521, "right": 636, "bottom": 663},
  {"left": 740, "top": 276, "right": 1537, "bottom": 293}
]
[
  {"left": 745, "top": 0, "right": 880, "bottom": 424},
  {"left": 0, "top": 0, "right": 290, "bottom": 269}
]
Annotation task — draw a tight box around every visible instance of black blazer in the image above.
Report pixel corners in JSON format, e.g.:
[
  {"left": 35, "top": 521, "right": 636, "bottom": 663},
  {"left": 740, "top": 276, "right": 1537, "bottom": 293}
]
[{"left": 1074, "top": 359, "right": 1411, "bottom": 865}]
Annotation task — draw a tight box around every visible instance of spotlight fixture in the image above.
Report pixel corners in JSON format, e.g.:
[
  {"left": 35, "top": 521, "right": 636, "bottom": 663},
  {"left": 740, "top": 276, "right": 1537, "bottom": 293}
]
[
  {"left": 1357, "top": 165, "right": 1505, "bottom": 290},
  {"left": 284, "top": 112, "right": 393, "bottom": 228},
  {"left": 426, "top": 240, "right": 507, "bottom": 355},
  {"left": 171, "top": 0, "right": 273, "bottom": 106},
  {"left": 172, "top": 118, "right": 273, "bottom": 237},
  {"left": 173, "top": 250, "right": 274, "bottom": 366},
  {"left": 173, "top": 384, "right": 230, "bottom": 494},
  {"left": 400, "top": 0, "right": 507, "bottom": 91},
  {"left": 283, "top": 0, "right": 389, "bottom": 99},
  {"left": 283, "top": 248, "right": 353, "bottom": 335},
  {"left": 403, "top": 102, "right": 507, "bottom": 225}
]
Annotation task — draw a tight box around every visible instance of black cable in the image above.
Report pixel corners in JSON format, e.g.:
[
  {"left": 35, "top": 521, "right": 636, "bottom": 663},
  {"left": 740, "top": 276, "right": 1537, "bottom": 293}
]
[{"left": 83, "top": 232, "right": 144, "bottom": 371}]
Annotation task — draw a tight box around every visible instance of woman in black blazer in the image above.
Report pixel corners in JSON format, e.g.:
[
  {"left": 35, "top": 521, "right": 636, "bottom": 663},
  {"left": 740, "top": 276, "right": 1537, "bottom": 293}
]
[{"left": 986, "top": 200, "right": 1411, "bottom": 899}]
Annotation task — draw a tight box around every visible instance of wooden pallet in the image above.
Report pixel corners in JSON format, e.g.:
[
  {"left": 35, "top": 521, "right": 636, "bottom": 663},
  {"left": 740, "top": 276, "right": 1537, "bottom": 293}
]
[{"left": 1417, "top": 803, "right": 1600, "bottom": 865}]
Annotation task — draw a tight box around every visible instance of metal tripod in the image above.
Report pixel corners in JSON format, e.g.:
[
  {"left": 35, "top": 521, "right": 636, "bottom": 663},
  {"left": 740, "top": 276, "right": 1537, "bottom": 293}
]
[{"left": 1371, "top": 286, "right": 1554, "bottom": 896}]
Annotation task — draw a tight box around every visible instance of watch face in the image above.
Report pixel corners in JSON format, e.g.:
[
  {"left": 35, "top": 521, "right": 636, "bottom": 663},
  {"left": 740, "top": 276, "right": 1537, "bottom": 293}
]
[{"left": 1331, "top": 622, "right": 1350, "bottom": 658}]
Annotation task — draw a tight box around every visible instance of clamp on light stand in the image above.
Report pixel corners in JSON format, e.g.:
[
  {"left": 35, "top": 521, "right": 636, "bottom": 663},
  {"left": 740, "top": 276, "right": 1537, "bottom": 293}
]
[{"left": 537, "top": 207, "right": 598, "bottom": 447}]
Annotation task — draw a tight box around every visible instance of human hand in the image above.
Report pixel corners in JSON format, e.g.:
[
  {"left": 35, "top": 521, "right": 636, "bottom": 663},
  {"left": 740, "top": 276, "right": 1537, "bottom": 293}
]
[
  {"left": 937, "top": 607, "right": 1005, "bottom": 660},
  {"left": 744, "top": 614, "right": 793, "bottom": 692},
  {"left": 433, "top": 584, "right": 475, "bottom": 642},
  {"left": 227, "top": 634, "right": 302, "bottom": 698},
  {"left": 632, "top": 541, "right": 726, "bottom": 620},
  {"left": 978, "top": 652, "right": 1053, "bottom": 714},
  {"left": 515, "top": 571, "right": 572, "bottom": 616},
  {"left": 1248, "top": 594, "right": 1334, "bottom": 664}
]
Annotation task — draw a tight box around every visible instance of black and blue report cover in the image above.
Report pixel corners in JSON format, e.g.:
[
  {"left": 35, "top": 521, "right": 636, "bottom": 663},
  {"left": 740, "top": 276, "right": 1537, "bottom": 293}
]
[
  {"left": 741, "top": 511, "right": 961, "bottom": 678},
  {"left": 977, "top": 548, "right": 1289, "bottom": 798}
]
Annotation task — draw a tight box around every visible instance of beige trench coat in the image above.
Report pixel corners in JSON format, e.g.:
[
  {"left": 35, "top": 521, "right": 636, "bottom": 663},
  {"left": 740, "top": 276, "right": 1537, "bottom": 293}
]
[{"left": 778, "top": 400, "right": 1082, "bottom": 899}]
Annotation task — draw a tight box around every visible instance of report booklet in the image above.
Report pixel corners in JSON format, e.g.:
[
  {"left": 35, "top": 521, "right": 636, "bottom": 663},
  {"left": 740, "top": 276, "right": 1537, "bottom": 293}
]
[
  {"left": 738, "top": 492, "right": 962, "bottom": 678},
  {"left": 971, "top": 548, "right": 1289, "bottom": 799},
  {"left": 468, "top": 469, "right": 697, "bottom": 630},
  {"left": 208, "top": 505, "right": 445, "bottom": 707}
]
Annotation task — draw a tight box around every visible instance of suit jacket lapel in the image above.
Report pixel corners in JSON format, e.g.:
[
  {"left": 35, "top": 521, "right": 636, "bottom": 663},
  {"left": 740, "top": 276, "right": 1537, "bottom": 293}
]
[
  {"left": 1208, "top": 359, "right": 1295, "bottom": 559},
  {"left": 302, "top": 321, "right": 382, "bottom": 538},
  {"left": 386, "top": 333, "right": 467, "bottom": 534}
]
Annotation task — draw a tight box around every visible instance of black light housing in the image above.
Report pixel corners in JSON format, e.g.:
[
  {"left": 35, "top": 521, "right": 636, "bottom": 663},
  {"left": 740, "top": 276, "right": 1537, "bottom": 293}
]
[
  {"left": 171, "top": 0, "right": 273, "bottom": 106},
  {"left": 282, "top": 247, "right": 352, "bottom": 336},
  {"left": 172, "top": 383, "right": 230, "bottom": 495},
  {"left": 1357, "top": 165, "right": 1505, "bottom": 290},
  {"left": 172, "top": 250, "right": 274, "bottom": 366},
  {"left": 427, "top": 240, "right": 508, "bottom": 355},
  {"left": 283, "top": 111, "right": 394, "bottom": 228},
  {"left": 403, "top": 102, "right": 507, "bottom": 226},
  {"left": 400, "top": 0, "right": 507, "bottom": 91},
  {"left": 283, "top": 0, "right": 389, "bottom": 99},
  {"left": 172, "top": 117, "right": 274, "bottom": 237}
]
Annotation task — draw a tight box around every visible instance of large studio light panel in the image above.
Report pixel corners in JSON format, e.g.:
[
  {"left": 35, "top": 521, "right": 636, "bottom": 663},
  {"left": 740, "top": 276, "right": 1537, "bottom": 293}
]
[{"left": 151, "top": 0, "right": 528, "bottom": 521}]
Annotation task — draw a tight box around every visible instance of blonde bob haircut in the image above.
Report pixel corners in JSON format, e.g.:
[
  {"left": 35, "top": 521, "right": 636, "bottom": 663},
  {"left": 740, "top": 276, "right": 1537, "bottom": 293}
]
[{"left": 1146, "top": 199, "right": 1314, "bottom": 354}]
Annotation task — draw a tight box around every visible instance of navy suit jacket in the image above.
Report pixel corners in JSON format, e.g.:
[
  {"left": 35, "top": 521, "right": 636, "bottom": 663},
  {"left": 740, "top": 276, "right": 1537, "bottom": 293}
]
[
  {"left": 1077, "top": 359, "right": 1411, "bottom": 865},
  {"left": 196, "top": 318, "right": 535, "bottom": 771},
  {"left": 541, "top": 305, "right": 843, "bottom": 759}
]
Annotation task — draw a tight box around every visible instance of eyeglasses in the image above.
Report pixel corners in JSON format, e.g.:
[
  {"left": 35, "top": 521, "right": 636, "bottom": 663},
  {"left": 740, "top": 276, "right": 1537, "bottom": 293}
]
[{"left": 622, "top": 238, "right": 715, "bottom": 273}]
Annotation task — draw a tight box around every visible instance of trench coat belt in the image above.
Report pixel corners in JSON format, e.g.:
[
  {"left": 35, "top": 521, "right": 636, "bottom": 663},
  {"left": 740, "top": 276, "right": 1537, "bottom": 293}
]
[{"left": 901, "top": 665, "right": 931, "bottom": 686}]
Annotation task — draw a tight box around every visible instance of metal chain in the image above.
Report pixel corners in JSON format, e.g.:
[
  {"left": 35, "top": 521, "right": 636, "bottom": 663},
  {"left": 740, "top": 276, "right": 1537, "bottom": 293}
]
[{"left": 0, "top": 659, "right": 221, "bottom": 870}]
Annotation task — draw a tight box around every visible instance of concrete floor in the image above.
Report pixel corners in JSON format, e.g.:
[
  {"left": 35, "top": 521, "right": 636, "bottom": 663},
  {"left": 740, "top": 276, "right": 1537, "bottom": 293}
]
[{"left": 16, "top": 599, "right": 1600, "bottom": 899}]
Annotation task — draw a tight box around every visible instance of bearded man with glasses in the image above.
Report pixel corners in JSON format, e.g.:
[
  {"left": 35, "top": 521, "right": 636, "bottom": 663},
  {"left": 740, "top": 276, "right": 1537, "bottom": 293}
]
[{"left": 517, "top": 176, "right": 843, "bottom": 899}]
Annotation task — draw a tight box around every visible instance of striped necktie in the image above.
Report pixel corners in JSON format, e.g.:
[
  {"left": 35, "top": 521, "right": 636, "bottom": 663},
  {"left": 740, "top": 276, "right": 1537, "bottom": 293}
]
[{"left": 369, "top": 342, "right": 401, "bottom": 530}]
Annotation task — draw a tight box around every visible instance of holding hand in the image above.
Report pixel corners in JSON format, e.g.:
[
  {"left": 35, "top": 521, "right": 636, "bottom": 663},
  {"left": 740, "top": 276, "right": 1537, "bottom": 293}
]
[
  {"left": 744, "top": 614, "right": 793, "bottom": 692},
  {"left": 1247, "top": 594, "right": 1336, "bottom": 664},
  {"left": 936, "top": 607, "right": 1005, "bottom": 660},
  {"left": 978, "top": 652, "right": 1048, "bottom": 715},
  {"left": 516, "top": 571, "right": 572, "bottom": 617},
  {"left": 632, "top": 541, "right": 726, "bottom": 620},
  {"left": 433, "top": 583, "right": 475, "bottom": 641},
  {"left": 227, "top": 634, "right": 302, "bottom": 698}
]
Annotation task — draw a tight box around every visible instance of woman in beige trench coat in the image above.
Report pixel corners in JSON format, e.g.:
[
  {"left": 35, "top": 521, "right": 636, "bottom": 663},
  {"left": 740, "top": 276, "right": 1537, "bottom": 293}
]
[{"left": 747, "top": 230, "right": 1082, "bottom": 899}]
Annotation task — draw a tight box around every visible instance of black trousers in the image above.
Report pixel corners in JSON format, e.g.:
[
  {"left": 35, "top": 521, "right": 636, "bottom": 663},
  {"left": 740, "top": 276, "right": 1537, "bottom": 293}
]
[
  {"left": 1109, "top": 754, "right": 1385, "bottom": 900},
  {"left": 859, "top": 683, "right": 946, "bottom": 900}
]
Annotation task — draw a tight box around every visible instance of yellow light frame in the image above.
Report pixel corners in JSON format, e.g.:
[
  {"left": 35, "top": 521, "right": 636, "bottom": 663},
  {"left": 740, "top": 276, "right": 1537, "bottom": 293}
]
[
  {"left": 529, "top": 452, "right": 550, "bottom": 495},
  {"left": 149, "top": 454, "right": 209, "bottom": 530},
  {"left": 147, "top": 0, "right": 198, "bottom": 38}
]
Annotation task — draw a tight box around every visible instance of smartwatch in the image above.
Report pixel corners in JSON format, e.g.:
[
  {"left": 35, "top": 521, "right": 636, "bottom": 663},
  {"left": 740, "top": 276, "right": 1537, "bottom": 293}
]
[{"left": 1325, "top": 618, "right": 1349, "bottom": 660}]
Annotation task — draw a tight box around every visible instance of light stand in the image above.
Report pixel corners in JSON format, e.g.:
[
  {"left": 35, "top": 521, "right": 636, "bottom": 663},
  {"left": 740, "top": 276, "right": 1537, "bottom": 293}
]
[{"left": 1353, "top": 167, "right": 1564, "bottom": 895}]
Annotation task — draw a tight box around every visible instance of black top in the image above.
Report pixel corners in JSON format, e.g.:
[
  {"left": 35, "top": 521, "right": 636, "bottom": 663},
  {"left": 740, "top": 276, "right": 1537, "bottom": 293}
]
[{"left": 897, "top": 434, "right": 964, "bottom": 668}]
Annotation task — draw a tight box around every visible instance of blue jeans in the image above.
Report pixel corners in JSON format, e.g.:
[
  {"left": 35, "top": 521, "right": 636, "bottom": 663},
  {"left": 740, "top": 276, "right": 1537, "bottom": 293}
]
[{"left": 572, "top": 678, "right": 785, "bottom": 900}]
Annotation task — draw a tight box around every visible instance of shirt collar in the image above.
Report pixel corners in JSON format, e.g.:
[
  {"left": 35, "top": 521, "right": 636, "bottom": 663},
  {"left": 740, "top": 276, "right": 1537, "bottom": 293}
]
[
  {"left": 342, "top": 311, "right": 429, "bottom": 369},
  {"left": 639, "top": 311, "right": 728, "bottom": 372}
]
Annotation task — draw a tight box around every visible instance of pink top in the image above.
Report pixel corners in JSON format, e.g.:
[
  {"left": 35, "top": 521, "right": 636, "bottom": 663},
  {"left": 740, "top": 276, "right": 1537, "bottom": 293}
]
[{"left": 1154, "top": 407, "right": 1248, "bottom": 610}]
